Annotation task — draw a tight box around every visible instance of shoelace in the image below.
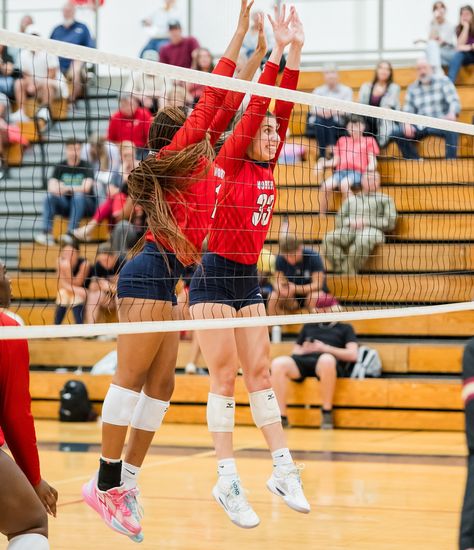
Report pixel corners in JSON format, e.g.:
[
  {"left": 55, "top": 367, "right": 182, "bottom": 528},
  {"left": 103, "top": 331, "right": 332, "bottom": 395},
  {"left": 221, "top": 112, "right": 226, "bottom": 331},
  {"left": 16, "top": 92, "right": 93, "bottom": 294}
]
[
  {"left": 124, "top": 489, "right": 143, "bottom": 520},
  {"left": 108, "top": 489, "right": 132, "bottom": 518},
  {"left": 282, "top": 464, "right": 305, "bottom": 496},
  {"left": 225, "top": 480, "right": 251, "bottom": 513}
]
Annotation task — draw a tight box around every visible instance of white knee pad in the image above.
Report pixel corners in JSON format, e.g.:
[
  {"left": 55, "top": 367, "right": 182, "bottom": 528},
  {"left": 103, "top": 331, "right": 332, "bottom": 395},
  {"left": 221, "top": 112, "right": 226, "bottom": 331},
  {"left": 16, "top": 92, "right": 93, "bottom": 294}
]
[
  {"left": 8, "top": 534, "right": 49, "bottom": 550},
  {"left": 101, "top": 384, "right": 140, "bottom": 426},
  {"left": 207, "top": 393, "right": 235, "bottom": 432},
  {"left": 131, "top": 392, "right": 169, "bottom": 432},
  {"left": 249, "top": 388, "right": 281, "bottom": 428}
]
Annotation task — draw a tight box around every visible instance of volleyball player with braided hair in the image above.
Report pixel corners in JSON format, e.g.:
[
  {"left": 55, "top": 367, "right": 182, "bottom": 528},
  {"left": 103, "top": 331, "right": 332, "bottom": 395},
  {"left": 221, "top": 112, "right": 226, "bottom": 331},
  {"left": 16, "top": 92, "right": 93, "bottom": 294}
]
[
  {"left": 82, "top": 2, "right": 263, "bottom": 541},
  {"left": 190, "top": 6, "right": 310, "bottom": 528}
]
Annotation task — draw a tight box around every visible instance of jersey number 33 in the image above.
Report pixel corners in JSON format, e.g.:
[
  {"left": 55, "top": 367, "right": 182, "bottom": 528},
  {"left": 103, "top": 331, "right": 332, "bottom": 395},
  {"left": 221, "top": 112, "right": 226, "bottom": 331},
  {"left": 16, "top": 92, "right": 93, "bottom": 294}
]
[{"left": 252, "top": 193, "right": 274, "bottom": 227}]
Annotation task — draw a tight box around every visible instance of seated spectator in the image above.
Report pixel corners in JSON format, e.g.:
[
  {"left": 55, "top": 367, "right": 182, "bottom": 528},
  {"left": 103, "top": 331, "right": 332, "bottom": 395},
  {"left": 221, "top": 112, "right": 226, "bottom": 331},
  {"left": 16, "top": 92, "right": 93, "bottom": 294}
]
[
  {"left": 50, "top": 2, "right": 95, "bottom": 102},
  {"left": 420, "top": 2, "right": 457, "bottom": 74},
  {"left": 358, "top": 60, "right": 400, "bottom": 146},
  {"left": 0, "top": 45, "right": 22, "bottom": 111},
  {"left": 74, "top": 141, "right": 136, "bottom": 242},
  {"left": 81, "top": 133, "right": 121, "bottom": 195},
  {"left": 448, "top": 5, "right": 474, "bottom": 83},
  {"left": 242, "top": 10, "right": 274, "bottom": 58},
  {"left": 271, "top": 312, "right": 358, "bottom": 429},
  {"left": 9, "top": 14, "right": 34, "bottom": 65},
  {"left": 188, "top": 48, "right": 214, "bottom": 105},
  {"left": 323, "top": 172, "right": 397, "bottom": 274},
  {"left": 16, "top": 25, "right": 69, "bottom": 122},
  {"left": 34, "top": 138, "right": 95, "bottom": 246},
  {"left": 55, "top": 238, "right": 90, "bottom": 325},
  {"left": 317, "top": 116, "right": 379, "bottom": 215},
  {"left": 0, "top": 94, "right": 10, "bottom": 179},
  {"left": 159, "top": 21, "right": 199, "bottom": 68},
  {"left": 123, "top": 50, "right": 167, "bottom": 115},
  {"left": 258, "top": 247, "right": 276, "bottom": 306},
  {"left": 110, "top": 196, "right": 146, "bottom": 254},
  {"left": 306, "top": 64, "right": 352, "bottom": 159},
  {"left": 389, "top": 57, "right": 460, "bottom": 159},
  {"left": 140, "top": 0, "right": 184, "bottom": 59},
  {"left": 84, "top": 242, "right": 122, "bottom": 324},
  {"left": 107, "top": 94, "right": 152, "bottom": 159},
  {"left": 267, "top": 235, "right": 335, "bottom": 316},
  {"left": 162, "top": 83, "right": 192, "bottom": 111}
]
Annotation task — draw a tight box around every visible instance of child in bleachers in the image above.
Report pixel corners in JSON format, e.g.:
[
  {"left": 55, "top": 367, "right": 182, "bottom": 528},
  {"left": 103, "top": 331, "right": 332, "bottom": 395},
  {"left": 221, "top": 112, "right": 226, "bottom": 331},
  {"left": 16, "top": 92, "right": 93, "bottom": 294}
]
[{"left": 55, "top": 238, "right": 90, "bottom": 325}]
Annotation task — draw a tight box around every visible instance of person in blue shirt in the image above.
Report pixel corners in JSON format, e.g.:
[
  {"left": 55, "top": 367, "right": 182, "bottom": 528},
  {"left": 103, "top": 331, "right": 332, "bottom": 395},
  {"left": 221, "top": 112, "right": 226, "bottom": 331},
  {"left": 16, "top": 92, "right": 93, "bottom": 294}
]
[
  {"left": 50, "top": 2, "right": 95, "bottom": 102},
  {"left": 267, "top": 235, "right": 336, "bottom": 316}
]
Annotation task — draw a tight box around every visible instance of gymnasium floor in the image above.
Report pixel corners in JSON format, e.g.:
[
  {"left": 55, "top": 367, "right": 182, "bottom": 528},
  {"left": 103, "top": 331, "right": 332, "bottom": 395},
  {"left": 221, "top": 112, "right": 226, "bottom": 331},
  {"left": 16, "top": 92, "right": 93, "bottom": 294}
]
[{"left": 21, "top": 421, "right": 467, "bottom": 550}]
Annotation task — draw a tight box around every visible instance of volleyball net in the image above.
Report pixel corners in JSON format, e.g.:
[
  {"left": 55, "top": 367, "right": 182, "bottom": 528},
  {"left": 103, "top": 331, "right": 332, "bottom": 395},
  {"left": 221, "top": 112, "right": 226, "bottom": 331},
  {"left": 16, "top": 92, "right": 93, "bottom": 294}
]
[{"left": 0, "top": 28, "right": 473, "bottom": 340}]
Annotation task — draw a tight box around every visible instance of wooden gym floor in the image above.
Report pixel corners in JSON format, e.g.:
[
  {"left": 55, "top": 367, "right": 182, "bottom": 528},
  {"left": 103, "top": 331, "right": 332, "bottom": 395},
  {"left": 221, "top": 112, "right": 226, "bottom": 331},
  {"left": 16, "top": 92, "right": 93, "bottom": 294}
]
[{"left": 3, "top": 420, "right": 467, "bottom": 550}]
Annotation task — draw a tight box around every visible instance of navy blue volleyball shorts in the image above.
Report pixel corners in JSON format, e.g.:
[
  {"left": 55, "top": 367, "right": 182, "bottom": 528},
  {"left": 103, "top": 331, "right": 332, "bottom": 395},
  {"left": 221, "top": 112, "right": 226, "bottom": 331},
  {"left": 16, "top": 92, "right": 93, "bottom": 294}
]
[
  {"left": 117, "top": 241, "right": 184, "bottom": 305},
  {"left": 189, "top": 253, "right": 263, "bottom": 311}
]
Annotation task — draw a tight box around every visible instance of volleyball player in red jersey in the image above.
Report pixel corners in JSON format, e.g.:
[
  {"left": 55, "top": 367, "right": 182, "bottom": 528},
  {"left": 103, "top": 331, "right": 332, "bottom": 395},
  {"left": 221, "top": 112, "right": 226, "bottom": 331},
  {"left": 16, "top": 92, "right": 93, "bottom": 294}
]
[
  {"left": 190, "top": 6, "right": 310, "bottom": 528},
  {"left": 82, "top": 2, "right": 268, "bottom": 541},
  {"left": 0, "top": 262, "right": 58, "bottom": 550}
]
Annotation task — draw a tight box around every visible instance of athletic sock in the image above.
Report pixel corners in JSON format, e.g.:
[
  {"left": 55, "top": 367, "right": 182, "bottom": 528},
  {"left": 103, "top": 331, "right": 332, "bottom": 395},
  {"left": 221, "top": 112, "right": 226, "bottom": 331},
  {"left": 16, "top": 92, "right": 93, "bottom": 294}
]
[
  {"left": 98, "top": 456, "right": 122, "bottom": 491},
  {"left": 7, "top": 534, "right": 49, "bottom": 549},
  {"left": 122, "top": 461, "right": 141, "bottom": 490},
  {"left": 272, "top": 447, "right": 293, "bottom": 468},
  {"left": 217, "top": 458, "right": 238, "bottom": 481}
]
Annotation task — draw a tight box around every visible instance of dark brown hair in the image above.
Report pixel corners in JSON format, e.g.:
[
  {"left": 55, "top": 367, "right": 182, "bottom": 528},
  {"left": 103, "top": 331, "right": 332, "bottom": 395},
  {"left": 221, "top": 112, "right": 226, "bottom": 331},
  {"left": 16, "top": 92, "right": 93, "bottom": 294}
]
[
  {"left": 432, "top": 1, "right": 446, "bottom": 12},
  {"left": 194, "top": 48, "right": 215, "bottom": 73},
  {"left": 128, "top": 118, "right": 214, "bottom": 264},
  {"left": 372, "top": 60, "right": 394, "bottom": 87},
  {"left": 456, "top": 5, "right": 474, "bottom": 37}
]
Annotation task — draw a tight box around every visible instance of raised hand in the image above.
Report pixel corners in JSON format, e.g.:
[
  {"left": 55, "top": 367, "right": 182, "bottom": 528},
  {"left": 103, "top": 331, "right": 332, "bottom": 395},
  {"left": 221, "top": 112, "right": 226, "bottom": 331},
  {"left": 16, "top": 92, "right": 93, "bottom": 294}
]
[
  {"left": 254, "top": 12, "right": 267, "bottom": 55},
  {"left": 289, "top": 6, "right": 305, "bottom": 47},
  {"left": 267, "top": 4, "right": 293, "bottom": 49},
  {"left": 237, "top": 0, "right": 255, "bottom": 35}
]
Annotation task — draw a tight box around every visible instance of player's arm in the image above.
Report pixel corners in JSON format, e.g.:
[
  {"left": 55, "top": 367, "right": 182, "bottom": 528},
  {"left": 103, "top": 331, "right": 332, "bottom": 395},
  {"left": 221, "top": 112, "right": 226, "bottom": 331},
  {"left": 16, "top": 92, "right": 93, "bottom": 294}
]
[
  {"left": 166, "top": 1, "right": 254, "bottom": 152},
  {"left": 72, "top": 259, "right": 90, "bottom": 288},
  {"left": 208, "top": 14, "right": 268, "bottom": 146},
  {"left": 270, "top": 7, "right": 304, "bottom": 170}
]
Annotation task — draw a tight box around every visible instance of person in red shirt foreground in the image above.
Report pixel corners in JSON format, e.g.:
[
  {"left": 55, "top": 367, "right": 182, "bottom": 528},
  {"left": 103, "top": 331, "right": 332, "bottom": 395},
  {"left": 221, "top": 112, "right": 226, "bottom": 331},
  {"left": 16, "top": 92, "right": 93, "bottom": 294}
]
[
  {"left": 107, "top": 95, "right": 152, "bottom": 158},
  {"left": 189, "top": 5, "right": 310, "bottom": 529},
  {"left": 317, "top": 115, "right": 379, "bottom": 215},
  {"left": 0, "top": 261, "right": 58, "bottom": 550}
]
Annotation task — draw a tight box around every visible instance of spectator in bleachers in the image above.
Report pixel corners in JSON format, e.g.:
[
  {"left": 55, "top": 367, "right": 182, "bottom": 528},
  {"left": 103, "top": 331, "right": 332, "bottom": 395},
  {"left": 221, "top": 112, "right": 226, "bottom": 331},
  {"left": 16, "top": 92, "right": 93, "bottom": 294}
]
[
  {"left": 271, "top": 313, "right": 358, "bottom": 429},
  {"left": 35, "top": 138, "right": 95, "bottom": 246},
  {"left": 422, "top": 2, "right": 457, "bottom": 74},
  {"left": 448, "top": 5, "right": 474, "bottom": 83},
  {"left": 140, "top": 0, "right": 184, "bottom": 59},
  {"left": 123, "top": 51, "right": 167, "bottom": 115},
  {"left": 188, "top": 48, "right": 215, "bottom": 105},
  {"left": 267, "top": 235, "right": 335, "bottom": 316},
  {"left": 0, "top": 94, "right": 10, "bottom": 179},
  {"left": 306, "top": 64, "right": 352, "bottom": 159},
  {"left": 55, "top": 237, "right": 90, "bottom": 325},
  {"left": 0, "top": 45, "right": 22, "bottom": 112},
  {"left": 84, "top": 242, "right": 121, "bottom": 324},
  {"left": 16, "top": 25, "right": 69, "bottom": 123},
  {"left": 50, "top": 2, "right": 95, "bottom": 102},
  {"left": 159, "top": 20, "right": 200, "bottom": 68},
  {"left": 358, "top": 60, "right": 400, "bottom": 146},
  {"left": 74, "top": 141, "right": 136, "bottom": 242},
  {"left": 19, "top": 14, "right": 33, "bottom": 33},
  {"left": 162, "top": 83, "right": 192, "bottom": 112},
  {"left": 317, "top": 115, "right": 379, "bottom": 216},
  {"left": 389, "top": 57, "right": 460, "bottom": 159},
  {"left": 80, "top": 133, "right": 121, "bottom": 187},
  {"left": 107, "top": 94, "right": 152, "bottom": 158},
  {"left": 323, "top": 171, "right": 397, "bottom": 274}
]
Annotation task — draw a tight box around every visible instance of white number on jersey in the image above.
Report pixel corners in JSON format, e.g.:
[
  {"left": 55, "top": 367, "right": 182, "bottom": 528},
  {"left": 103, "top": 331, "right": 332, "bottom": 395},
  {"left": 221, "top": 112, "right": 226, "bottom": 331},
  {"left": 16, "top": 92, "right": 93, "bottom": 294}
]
[
  {"left": 211, "top": 183, "right": 222, "bottom": 220},
  {"left": 252, "top": 193, "right": 275, "bottom": 227}
]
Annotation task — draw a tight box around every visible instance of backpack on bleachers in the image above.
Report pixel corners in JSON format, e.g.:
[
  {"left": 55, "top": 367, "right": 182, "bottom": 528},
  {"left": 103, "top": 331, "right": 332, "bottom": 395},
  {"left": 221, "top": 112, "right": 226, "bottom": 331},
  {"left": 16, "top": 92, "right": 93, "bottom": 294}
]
[
  {"left": 59, "top": 380, "right": 97, "bottom": 422},
  {"left": 350, "top": 346, "right": 382, "bottom": 379}
]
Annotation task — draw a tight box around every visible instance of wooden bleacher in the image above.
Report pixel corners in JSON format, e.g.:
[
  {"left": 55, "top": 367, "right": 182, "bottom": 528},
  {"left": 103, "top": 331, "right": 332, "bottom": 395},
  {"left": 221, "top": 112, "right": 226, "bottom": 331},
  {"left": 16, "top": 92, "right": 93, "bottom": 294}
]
[{"left": 8, "top": 65, "right": 474, "bottom": 432}]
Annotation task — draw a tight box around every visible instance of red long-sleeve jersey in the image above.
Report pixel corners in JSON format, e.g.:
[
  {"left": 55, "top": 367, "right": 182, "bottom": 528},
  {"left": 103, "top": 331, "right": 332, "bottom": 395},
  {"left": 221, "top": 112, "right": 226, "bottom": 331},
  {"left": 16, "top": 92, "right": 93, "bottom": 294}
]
[
  {"left": 0, "top": 312, "right": 41, "bottom": 486},
  {"left": 208, "top": 62, "right": 300, "bottom": 265},
  {"left": 145, "top": 56, "right": 241, "bottom": 263}
]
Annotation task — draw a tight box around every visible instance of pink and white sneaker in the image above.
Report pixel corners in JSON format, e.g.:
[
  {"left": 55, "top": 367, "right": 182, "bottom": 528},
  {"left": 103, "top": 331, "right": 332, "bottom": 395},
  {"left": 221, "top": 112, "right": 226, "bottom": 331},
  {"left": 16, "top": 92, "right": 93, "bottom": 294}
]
[{"left": 82, "top": 476, "right": 142, "bottom": 540}]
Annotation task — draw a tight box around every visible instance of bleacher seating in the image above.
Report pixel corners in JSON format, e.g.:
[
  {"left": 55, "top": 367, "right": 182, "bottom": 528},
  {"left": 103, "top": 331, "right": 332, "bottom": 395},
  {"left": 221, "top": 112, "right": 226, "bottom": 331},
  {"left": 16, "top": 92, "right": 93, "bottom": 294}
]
[{"left": 3, "top": 65, "right": 474, "bottom": 431}]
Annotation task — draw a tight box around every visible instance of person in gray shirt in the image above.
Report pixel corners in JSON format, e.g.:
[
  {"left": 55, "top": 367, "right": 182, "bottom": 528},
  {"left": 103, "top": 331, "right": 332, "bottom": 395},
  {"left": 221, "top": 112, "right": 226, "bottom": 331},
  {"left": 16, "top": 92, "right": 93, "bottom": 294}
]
[{"left": 306, "top": 64, "right": 352, "bottom": 159}]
